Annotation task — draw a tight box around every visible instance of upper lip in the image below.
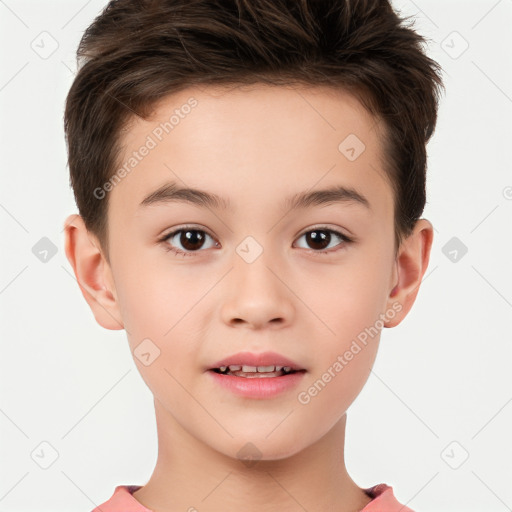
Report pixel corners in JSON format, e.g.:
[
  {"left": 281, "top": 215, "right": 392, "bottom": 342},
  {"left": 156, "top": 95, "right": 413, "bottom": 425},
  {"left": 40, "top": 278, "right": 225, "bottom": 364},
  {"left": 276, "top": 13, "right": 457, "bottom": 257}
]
[{"left": 208, "top": 351, "right": 306, "bottom": 371}]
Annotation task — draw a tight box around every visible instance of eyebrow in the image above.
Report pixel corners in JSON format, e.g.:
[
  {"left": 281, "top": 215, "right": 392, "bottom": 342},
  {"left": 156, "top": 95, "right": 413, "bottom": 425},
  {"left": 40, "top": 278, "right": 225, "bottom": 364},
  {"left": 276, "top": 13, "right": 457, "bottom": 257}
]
[{"left": 139, "top": 181, "right": 371, "bottom": 212}]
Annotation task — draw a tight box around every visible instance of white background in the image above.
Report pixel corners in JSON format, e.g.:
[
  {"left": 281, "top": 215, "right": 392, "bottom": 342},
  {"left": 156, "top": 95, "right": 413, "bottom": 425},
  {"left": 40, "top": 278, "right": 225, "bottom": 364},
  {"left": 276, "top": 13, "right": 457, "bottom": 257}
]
[{"left": 0, "top": 1, "right": 511, "bottom": 511}]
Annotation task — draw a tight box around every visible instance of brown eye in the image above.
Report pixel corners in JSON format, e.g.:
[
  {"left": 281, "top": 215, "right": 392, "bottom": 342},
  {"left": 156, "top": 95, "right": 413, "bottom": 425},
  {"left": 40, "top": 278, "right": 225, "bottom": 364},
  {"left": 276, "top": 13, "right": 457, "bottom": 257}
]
[
  {"left": 177, "top": 229, "right": 206, "bottom": 250},
  {"left": 295, "top": 228, "right": 351, "bottom": 253},
  {"left": 304, "top": 230, "right": 331, "bottom": 250},
  {"left": 162, "top": 227, "right": 217, "bottom": 255}
]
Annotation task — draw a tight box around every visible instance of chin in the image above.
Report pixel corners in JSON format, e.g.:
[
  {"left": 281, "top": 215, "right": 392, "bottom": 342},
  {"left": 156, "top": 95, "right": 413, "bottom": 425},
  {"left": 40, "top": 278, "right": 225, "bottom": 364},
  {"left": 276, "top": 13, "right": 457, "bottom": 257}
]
[{"left": 217, "top": 434, "right": 310, "bottom": 465}]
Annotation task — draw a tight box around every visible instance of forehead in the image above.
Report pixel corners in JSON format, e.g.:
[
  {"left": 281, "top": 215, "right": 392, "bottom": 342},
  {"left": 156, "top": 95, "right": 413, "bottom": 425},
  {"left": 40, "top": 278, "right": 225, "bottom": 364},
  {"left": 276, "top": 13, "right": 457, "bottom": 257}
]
[{"left": 109, "top": 83, "right": 392, "bottom": 222}]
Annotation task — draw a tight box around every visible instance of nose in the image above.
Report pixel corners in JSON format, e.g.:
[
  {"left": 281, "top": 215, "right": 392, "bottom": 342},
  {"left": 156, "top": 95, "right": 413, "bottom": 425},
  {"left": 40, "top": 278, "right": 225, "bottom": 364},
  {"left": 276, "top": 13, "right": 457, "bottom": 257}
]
[{"left": 220, "top": 250, "right": 294, "bottom": 330}]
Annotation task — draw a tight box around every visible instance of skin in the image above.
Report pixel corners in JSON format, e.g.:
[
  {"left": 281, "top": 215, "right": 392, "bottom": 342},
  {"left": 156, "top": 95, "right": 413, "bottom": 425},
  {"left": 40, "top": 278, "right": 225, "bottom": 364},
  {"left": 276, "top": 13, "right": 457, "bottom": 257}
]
[{"left": 64, "top": 83, "right": 433, "bottom": 512}]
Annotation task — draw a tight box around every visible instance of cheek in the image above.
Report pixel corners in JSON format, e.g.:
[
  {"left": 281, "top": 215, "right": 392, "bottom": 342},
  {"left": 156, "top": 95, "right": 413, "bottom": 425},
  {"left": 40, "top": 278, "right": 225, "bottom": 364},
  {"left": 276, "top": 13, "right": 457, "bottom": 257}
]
[
  {"left": 295, "top": 343, "right": 376, "bottom": 444},
  {"left": 113, "top": 256, "right": 213, "bottom": 388},
  {"left": 302, "top": 249, "right": 391, "bottom": 340},
  {"left": 295, "top": 265, "right": 387, "bottom": 428},
  {"left": 297, "top": 248, "right": 390, "bottom": 401},
  {"left": 112, "top": 250, "right": 200, "bottom": 337},
  {"left": 112, "top": 257, "right": 204, "bottom": 403}
]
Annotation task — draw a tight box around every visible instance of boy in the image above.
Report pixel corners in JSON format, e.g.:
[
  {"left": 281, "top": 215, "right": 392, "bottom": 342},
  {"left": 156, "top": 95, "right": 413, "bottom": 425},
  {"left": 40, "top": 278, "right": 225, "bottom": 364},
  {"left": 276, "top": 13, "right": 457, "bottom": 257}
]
[{"left": 63, "top": 0, "right": 444, "bottom": 510}]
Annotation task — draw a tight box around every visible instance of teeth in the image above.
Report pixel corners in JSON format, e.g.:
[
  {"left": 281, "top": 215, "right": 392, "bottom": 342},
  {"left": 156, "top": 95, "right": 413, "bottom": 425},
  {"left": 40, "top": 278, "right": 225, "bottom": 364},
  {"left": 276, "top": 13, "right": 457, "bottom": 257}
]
[
  {"left": 216, "top": 365, "right": 293, "bottom": 373},
  {"left": 212, "top": 364, "right": 304, "bottom": 378},
  {"left": 241, "top": 365, "right": 291, "bottom": 373}
]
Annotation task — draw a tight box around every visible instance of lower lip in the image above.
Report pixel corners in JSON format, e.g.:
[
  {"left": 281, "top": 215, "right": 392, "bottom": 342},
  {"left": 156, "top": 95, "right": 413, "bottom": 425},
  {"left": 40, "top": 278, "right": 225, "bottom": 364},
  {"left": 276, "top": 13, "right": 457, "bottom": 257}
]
[{"left": 207, "top": 370, "right": 306, "bottom": 399}]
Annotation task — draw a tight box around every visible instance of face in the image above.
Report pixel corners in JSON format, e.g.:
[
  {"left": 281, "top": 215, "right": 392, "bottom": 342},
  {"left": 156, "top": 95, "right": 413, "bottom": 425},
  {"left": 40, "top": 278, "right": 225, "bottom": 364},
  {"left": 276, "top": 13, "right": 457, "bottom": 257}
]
[{"left": 100, "top": 84, "right": 400, "bottom": 460}]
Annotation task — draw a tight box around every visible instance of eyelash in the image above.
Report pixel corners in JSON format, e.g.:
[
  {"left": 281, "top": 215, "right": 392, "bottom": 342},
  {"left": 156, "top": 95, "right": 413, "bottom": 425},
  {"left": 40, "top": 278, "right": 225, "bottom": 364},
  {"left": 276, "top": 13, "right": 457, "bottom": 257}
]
[{"left": 158, "top": 225, "right": 353, "bottom": 257}]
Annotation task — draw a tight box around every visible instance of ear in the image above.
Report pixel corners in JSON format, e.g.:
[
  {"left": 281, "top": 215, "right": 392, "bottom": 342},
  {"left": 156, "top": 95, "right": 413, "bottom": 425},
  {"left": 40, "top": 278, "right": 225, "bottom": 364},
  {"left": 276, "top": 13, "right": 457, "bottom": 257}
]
[
  {"left": 384, "top": 219, "right": 434, "bottom": 328},
  {"left": 63, "top": 214, "right": 124, "bottom": 330}
]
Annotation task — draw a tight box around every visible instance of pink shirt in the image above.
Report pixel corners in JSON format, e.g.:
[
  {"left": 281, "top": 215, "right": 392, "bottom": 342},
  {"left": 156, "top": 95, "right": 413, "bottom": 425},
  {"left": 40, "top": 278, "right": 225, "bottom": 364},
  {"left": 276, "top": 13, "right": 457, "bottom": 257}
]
[{"left": 92, "top": 483, "right": 415, "bottom": 511}]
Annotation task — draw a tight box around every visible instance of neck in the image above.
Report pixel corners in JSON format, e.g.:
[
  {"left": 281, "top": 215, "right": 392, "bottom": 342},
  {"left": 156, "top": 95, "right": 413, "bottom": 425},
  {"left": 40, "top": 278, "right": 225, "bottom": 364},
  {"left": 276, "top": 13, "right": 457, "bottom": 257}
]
[{"left": 132, "top": 399, "right": 372, "bottom": 512}]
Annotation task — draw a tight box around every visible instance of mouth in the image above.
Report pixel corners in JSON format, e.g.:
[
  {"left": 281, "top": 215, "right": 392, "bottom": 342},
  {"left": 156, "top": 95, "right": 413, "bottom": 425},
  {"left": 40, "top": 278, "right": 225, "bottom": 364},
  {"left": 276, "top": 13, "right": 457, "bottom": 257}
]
[
  {"left": 207, "top": 354, "right": 307, "bottom": 398},
  {"left": 209, "top": 365, "right": 306, "bottom": 378}
]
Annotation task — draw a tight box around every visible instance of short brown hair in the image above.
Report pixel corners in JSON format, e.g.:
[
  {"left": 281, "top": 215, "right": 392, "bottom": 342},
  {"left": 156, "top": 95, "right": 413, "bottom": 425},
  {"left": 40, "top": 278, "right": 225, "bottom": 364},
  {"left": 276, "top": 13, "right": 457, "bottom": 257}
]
[{"left": 64, "top": 0, "right": 444, "bottom": 262}]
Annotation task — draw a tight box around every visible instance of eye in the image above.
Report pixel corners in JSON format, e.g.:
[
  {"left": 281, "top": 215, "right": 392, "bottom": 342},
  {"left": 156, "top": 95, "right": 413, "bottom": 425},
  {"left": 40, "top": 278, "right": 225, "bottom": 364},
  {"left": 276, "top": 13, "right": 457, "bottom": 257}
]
[
  {"left": 294, "top": 227, "right": 352, "bottom": 254},
  {"left": 159, "top": 226, "right": 218, "bottom": 257},
  {"left": 159, "top": 225, "right": 352, "bottom": 257}
]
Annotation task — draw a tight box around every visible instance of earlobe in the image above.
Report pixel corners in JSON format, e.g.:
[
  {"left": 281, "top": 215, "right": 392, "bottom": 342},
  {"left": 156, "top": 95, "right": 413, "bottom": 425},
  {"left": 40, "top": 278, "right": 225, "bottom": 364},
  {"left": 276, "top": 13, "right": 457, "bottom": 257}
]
[
  {"left": 63, "top": 214, "right": 124, "bottom": 331},
  {"left": 384, "top": 219, "right": 434, "bottom": 328}
]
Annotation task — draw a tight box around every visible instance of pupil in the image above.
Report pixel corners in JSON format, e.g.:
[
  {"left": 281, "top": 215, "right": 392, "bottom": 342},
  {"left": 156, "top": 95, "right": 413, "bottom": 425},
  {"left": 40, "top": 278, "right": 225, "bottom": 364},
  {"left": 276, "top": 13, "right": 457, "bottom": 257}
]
[
  {"left": 179, "top": 229, "right": 331, "bottom": 252},
  {"left": 181, "top": 230, "right": 204, "bottom": 250},
  {"left": 307, "top": 230, "right": 330, "bottom": 250}
]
